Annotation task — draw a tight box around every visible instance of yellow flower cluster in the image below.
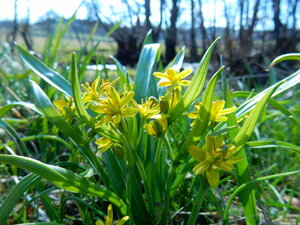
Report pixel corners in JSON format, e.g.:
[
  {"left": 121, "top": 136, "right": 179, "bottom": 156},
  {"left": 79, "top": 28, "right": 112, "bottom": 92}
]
[{"left": 188, "top": 135, "right": 241, "bottom": 187}]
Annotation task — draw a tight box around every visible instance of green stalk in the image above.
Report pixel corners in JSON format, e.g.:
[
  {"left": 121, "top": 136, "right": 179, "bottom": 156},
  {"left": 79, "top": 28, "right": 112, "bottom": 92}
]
[
  {"left": 187, "top": 176, "right": 209, "bottom": 225},
  {"left": 222, "top": 70, "right": 259, "bottom": 225},
  {"left": 161, "top": 163, "right": 177, "bottom": 225},
  {"left": 223, "top": 170, "right": 300, "bottom": 224}
]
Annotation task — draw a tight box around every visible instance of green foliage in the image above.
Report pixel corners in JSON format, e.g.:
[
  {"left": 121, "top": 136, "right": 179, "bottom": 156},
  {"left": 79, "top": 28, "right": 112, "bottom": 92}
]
[{"left": 0, "top": 33, "right": 300, "bottom": 225}]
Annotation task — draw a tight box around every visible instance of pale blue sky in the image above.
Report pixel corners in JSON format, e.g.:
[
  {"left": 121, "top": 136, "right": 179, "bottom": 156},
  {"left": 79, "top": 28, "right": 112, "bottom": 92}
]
[{"left": 0, "top": 0, "right": 298, "bottom": 30}]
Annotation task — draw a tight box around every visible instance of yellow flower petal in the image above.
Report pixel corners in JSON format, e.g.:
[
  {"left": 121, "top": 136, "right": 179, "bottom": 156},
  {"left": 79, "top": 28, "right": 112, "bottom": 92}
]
[
  {"left": 166, "top": 68, "right": 177, "bottom": 79},
  {"left": 206, "top": 167, "right": 219, "bottom": 188},
  {"left": 109, "top": 87, "right": 121, "bottom": 105},
  {"left": 106, "top": 204, "right": 113, "bottom": 225},
  {"left": 178, "top": 80, "right": 190, "bottom": 86},
  {"left": 153, "top": 72, "right": 169, "bottom": 79},
  {"left": 214, "top": 160, "right": 234, "bottom": 172},
  {"left": 205, "top": 135, "right": 214, "bottom": 155},
  {"left": 218, "top": 107, "right": 237, "bottom": 116},
  {"left": 178, "top": 68, "right": 192, "bottom": 79},
  {"left": 115, "top": 216, "right": 130, "bottom": 225},
  {"left": 193, "top": 161, "right": 210, "bottom": 175},
  {"left": 121, "top": 107, "right": 138, "bottom": 117},
  {"left": 120, "top": 91, "right": 135, "bottom": 108},
  {"left": 158, "top": 81, "right": 172, "bottom": 87},
  {"left": 96, "top": 219, "right": 105, "bottom": 225},
  {"left": 188, "top": 145, "right": 205, "bottom": 162}
]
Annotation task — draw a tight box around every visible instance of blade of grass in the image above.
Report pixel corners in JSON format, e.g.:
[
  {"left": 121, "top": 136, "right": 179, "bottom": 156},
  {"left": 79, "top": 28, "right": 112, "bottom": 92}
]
[
  {"left": 246, "top": 140, "right": 300, "bottom": 153},
  {"left": 0, "top": 173, "right": 40, "bottom": 225},
  {"left": 0, "top": 154, "right": 127, "bottom": 215},
  {"left": 133, "top": 43, "right": 161, "bottom": 103},
  {"left": 17, "top": 45, "right": 72, "bottom": 97},
  {"left": 268, "top": 53, "right": 300, "bottom": 69},
  {"left": 222, "top": 69, "right": 257, "bottom": 225},
  {"left": 0, "top": 119, "right": 29, "bottom": 155},
  {"left": 223, "top": 170, "right": 300, "bottom": 224}
]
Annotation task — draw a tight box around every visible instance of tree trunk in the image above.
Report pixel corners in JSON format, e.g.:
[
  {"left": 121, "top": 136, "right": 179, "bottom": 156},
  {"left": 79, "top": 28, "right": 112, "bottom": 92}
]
[
  {"left": 198, "top": 0, "right": 207, "bottom": 52},
  {"left": 165, "top": 0, "right": 179, "bottom": 63},
  {"left": 190, "top": 0, "right": 198, "bottom": 61}
]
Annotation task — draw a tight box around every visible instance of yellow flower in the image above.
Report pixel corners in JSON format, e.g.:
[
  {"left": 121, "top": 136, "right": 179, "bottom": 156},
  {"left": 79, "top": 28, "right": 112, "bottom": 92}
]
[
  {"left": 188, "top": 135, "right": 241, "bottom": 188},
  {"left": 96, "top": 204, "right": 129, "bottom": 225},
  {"left": 95, "top": 137, "right": 115, "bottom": 153},
  {"left": 81, "top": 78, "right": 118, "bottom": 104},
  {"left": 136, "top": 97, "right": 160, "bottom": 119},
  {"left": 53, "top": 98, "right": 76, "bottom": 122},
  {"left": 153, "top": 68, "right": 192, "bottom": 89},
  {"left": 90, "top": 87, "right": 138, "bottom": 125},
  {"left": 144, "top": 118, "right": 168, "bottom": 138},
  {"left": 188, "top": 100, "right": 236, "bottom": 126}
]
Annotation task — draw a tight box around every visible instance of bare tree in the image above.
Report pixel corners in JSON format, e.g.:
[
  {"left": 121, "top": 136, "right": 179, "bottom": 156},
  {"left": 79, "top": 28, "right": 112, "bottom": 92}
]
[
  {"left": 189, "top": 0, "right": 198, "bottom": 61},
  {"left": 198, "top": 0, "right": 208, "bottom": 51},
  {"left": 165, "top": 0, "right": 180, "bottom": 62},
  {"left": 7, "top": 0, "right": 18, "bottom": 50}
]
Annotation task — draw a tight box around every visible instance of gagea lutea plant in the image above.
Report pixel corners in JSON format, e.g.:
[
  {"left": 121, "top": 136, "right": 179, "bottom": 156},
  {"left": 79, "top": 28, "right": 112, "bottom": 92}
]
[{"left": 1, "top": 34, "right": 300, "bottom": 225}]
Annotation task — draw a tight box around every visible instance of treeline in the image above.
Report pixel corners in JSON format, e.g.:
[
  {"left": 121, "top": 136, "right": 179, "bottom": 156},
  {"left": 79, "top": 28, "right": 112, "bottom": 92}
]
[{"left": 3, "top": 0, "right": 300, "bottom": 74}]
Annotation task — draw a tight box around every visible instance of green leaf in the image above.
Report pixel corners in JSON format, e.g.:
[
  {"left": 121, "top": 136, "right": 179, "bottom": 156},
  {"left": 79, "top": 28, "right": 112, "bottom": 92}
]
[
  {"left": 233, "top": 81, "right": 285, "bottom": 148},
  {"left": 223, "top": 170, "right": 300, "bottom": 224},
  {"left": 0, "top": 173, "right": 40, "bottom": 225},
  {"left": 232, "top": 91, "right": 300, "bottom": 127},
  {"left": 222, "top": 68, "right": 259, "bottom": 225},
  {"left": 111, "top": 56, "right": 130, "bottom": 91},
  {"left": 15, "top": 223, "right": 63, "bottom": 225},
  {"left": 269, "top": 53, "right": 300, "bottom": 69},
  {"left": 0, "top": 154, "right": 127, "bottom": 216},
  {"left": 105, "top": 21, "right": 122, "bottom": 37},
  {"left": 16, "top": 45, "right": 72, "bottom": 97},
  {"left": 133, "top": 44, "right": 161, "bottom": 103},
  {"left": 179, "top": 66, "right": 224, "bottom": 155},
  {"left": 234, "top": 69, "right": 300, "bottom": 119},
  {"left": 168, "top": 37, "right": 220, "bottom": 123},
  {"left": 165, "top": 46, "right": 185, "bottom": 71},
  {"left": 189, "top": 66, "right": 225, "bottom": 141},
  {"left": 71, "top": 53, "right": 94, "bottom": 127},
  {"left": 30, "top": 80, "right": 84, "bottom": 144},
  {"left": 0, "top": 102, "right": 41, "bottom": 118},
  {"left": 0, "top": 119, "right": 29, "bottom": 155},
  {"left": 142, "top": 29, "right": 153, "bottom": 46},
  {"left": 246, "top": 140, "right": 300, "bottom": 153}
]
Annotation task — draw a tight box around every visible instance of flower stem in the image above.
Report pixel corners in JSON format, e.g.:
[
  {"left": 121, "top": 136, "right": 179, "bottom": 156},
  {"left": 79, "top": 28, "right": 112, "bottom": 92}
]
[{"left": 187, "top": 176, "right": 209, "bottom": 225}]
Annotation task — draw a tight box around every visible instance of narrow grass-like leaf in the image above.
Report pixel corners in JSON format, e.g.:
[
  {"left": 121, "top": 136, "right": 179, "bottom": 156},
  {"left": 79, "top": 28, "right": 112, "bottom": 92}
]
[
  {"left": 16, "top": 223, "right": 64, "bottom": 225},
  {"left": 0, "top": 102, "right": 41, "bottom": 118},
  {"left": 105, "top": 21, "right": 122, "bottom": 37},
  {"left": 223, "top": 170, "right": 300, "bottom": 224},
  {"left": 269, "top": 53, "right": 300, "bottom": 69},
  {"left": 234, "top": 69, "right": 300, "bottom": 119},
  {"left": 0, "top": 135, "right": 72, "bottom": 151},
  {"left": 180, "top": 66, "right": 224, "bottom": 152},
  {"left": 246, "top": 140, "right": 300, "bottom": 153},
  {"left": 17, "top": 45, "right": 72, "bottom": 97},
  {"left": 233, "top": 81, "right": 284, "bottom": 147},
  {"left": 222, "top": 70, "right": 258, "bottom": 225},
  {"left": 0, "top": 154, "right": 127, "bottom": 215},
  {"left": 133, "top": 44, "right": 161, "bottom": 103},
  {"left": 0, "top": 173, "right": 40, "bottom": 225},
  {"left": 232, "top": 91, "right": 300, "bottom": 127},
  {"left": 165, "top": 47, "right": 185, "bottom": 71},
  {"left": 71, "top": 53, "right": 94, "bottom": 127},
  {"left": 142, "top": 29, "right": 153, "bottom": 46},
  {"left": 0, "top": 119, "right": 29, "bottom": 155},
  {"left": 168, "top": 37, "right": 220, "bottom": 123},
  {"left": 111, "top": 56, "right": 130, "bottom": 91},
  {"left": 30, "top": 80, "right": 84, "bottom": 144}
]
